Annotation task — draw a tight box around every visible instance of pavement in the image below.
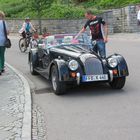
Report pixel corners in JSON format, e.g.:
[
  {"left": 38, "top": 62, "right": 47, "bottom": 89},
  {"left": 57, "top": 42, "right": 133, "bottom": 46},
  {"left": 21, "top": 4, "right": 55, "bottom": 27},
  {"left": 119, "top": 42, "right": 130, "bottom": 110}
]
[
  {"left": 109, "top": 32, "right": 140, "bottom": 40},
  {"left": 0, "top": 63, "right": 31, "bottom": 140}
]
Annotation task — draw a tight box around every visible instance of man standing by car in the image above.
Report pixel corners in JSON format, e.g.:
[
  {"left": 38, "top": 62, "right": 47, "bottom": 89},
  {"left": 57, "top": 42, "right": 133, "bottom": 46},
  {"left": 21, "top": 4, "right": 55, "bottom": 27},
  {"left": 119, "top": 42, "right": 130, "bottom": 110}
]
[{"left": 75, "top": 10, "right": 108, "bottom": 58}]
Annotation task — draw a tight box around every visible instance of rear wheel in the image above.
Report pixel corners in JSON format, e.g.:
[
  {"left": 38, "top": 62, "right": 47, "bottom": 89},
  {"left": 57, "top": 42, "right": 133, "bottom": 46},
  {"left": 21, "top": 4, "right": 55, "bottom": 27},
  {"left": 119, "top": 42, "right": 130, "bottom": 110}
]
[
  {"left": 19, "top": 38, "right": 27, "bottom": 52},
  {"left": 109, "top": 77, "right": 126, "bottom": 89},
  {"left": 51, "top": 65, "right": 66, "bottom": 95}
]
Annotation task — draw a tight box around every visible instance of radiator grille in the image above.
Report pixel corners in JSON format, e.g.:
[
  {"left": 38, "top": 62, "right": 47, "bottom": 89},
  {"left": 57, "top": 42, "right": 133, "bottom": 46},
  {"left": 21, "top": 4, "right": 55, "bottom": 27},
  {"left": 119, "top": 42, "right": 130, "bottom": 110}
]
[{"left": 84, "top": 58, "right": 103, "bottom": 75}]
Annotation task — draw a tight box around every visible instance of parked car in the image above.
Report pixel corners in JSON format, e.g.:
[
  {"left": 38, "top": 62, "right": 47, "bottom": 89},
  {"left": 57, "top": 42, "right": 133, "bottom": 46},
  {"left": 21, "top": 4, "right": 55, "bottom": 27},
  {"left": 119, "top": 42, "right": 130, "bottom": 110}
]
[{"left": 29, "top": 34, "right": 129, "bottom": 95}]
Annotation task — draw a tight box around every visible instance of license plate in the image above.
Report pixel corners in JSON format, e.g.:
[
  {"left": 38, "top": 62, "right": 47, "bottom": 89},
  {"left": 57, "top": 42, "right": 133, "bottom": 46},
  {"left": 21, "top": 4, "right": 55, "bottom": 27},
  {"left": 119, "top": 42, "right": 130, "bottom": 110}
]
[{"left": 82, "top": 74, "right": 108, "bottom": 82}]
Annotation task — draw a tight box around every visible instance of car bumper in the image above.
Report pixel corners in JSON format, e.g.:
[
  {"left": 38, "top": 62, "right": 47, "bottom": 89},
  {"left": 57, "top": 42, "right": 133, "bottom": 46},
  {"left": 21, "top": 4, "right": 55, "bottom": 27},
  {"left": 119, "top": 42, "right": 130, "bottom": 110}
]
[{"left": 65, "top": 70, "right": 114, "bottom": 85}]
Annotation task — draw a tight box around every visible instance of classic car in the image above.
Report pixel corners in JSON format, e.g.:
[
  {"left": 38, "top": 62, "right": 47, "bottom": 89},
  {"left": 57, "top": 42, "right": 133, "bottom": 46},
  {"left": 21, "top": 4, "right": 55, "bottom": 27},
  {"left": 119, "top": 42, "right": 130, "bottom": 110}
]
[{"left": 29, "top": 34, "right": 129, "bottom": 95}]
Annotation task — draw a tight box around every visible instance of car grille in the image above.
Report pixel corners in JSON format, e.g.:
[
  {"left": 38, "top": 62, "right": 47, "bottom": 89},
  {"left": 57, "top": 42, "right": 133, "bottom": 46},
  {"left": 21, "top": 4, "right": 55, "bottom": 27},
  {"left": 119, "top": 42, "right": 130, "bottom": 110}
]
[{"left": 84, "top": 57, "right": 103, "bottom": 75}]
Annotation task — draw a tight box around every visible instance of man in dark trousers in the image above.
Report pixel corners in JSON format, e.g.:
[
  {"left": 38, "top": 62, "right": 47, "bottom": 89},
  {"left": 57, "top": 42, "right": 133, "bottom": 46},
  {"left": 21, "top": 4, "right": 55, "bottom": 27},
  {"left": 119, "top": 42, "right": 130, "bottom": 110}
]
[{"left": 75, "top": 10, "right": 108, "bottom": 58}]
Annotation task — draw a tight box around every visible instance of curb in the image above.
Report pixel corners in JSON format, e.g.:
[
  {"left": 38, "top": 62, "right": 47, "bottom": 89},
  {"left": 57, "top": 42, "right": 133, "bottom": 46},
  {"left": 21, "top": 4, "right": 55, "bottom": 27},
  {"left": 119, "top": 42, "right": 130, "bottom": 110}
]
[{"left": 6, "top": 63, "right": 31, "bottom": 140}]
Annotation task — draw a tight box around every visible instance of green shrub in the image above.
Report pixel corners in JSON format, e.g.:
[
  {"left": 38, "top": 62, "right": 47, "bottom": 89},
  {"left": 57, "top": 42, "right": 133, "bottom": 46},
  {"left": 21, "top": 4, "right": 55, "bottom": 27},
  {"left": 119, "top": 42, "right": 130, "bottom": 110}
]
[
  {"left": 42, "top": 4, "right": 85, "bottom": 19},
  {"left": 5, "top": 4, "right": 27, "bottom": 17},
  {"left": 1, "top": 0, "right": 140, "bottom": 19},
  {"left": 43, "top": 4, "right": 100, "bottom": 19}
]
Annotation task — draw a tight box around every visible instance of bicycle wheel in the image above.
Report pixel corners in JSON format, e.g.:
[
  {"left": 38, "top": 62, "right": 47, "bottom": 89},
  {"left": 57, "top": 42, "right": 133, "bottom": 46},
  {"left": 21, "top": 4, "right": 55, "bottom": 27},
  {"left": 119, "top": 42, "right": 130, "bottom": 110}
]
[{"left": 19, "top": 38, "right": 27, "bottom": 52}]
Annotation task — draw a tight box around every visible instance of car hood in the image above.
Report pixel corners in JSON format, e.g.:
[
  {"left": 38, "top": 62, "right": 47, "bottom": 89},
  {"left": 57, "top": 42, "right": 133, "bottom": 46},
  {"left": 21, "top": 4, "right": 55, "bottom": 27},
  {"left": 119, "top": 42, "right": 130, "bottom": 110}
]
[
  {"left": 49, "top": 46, "right": 103, "bottom": 75},
  {"left": 49, "top": 46, "right": 97, "bottom": 59}
]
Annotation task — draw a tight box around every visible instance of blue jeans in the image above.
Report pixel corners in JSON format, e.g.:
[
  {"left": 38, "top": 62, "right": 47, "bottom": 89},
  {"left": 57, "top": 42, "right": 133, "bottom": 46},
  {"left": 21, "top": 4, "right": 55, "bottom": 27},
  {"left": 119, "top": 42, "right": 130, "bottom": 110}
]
[{"left": 93, "top": 40, "right": 106, "bottom": 58}]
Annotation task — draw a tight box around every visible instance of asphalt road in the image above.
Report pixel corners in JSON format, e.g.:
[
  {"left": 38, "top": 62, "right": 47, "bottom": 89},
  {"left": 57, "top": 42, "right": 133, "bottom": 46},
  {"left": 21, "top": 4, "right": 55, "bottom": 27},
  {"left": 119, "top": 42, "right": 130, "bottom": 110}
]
[{"left": 6, "top": 34, "right": 140, "bottom": 140}]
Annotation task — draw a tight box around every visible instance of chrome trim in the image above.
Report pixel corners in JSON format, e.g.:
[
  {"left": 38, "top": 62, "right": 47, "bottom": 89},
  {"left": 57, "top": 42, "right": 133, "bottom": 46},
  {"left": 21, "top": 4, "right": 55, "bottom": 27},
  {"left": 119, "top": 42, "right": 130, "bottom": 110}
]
[
  {"left": 31, "top": 48, "right": 38, "bottom": 52},
  {"left": 109, "top": 70, "right": 113, "bottom": 82},
  {"left": 102, "top": 59, "right": 106, "bottom": 65},
  {"left": 76, "top": 73, "right": 80, "bottom": 85}
]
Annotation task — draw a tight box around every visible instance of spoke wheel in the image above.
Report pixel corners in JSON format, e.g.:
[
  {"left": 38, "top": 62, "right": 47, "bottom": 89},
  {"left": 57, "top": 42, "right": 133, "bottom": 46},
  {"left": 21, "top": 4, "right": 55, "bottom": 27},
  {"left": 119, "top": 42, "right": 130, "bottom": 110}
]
[
  {"left": 109, "top": 77, "right": 126, "bottom": 89},
  {"left": 29, "top": 55, "right": 38, "bottom": 75},
  {"left": 51, "top": 65, "right": 66, "bottom": 95},
  {"left": 19, "top": 38, "right": 27, "bottom": 52},
  {"left": 52, "top": 71, "right": 57, "bottom": 91}
]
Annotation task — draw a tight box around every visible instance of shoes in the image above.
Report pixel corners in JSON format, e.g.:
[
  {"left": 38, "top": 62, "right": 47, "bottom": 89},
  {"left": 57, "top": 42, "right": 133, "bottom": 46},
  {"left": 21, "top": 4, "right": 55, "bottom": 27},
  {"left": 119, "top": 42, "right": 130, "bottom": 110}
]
[
  {"left": 0, "top": 69, "right": 5, "bottom": 75},
  {"left": 1, "top": 69, "right": 5, "bottom": 73}
]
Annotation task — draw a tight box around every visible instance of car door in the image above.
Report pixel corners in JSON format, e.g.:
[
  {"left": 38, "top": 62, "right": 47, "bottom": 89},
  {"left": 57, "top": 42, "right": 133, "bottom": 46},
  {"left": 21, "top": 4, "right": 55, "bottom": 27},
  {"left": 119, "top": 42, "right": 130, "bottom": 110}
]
[
  {"left": 42, "top": 49, "right": 50, "bottom": 69},
  {"left": 38, "top": 47, "right": 51, "bottom": 78}
]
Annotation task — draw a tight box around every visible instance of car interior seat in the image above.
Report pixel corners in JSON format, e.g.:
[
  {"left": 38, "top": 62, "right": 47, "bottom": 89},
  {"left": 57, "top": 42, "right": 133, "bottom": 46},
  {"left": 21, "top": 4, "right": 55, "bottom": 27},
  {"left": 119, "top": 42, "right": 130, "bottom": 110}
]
[{"left": 63, "top": 36, "right": 73, "bottom": 44}]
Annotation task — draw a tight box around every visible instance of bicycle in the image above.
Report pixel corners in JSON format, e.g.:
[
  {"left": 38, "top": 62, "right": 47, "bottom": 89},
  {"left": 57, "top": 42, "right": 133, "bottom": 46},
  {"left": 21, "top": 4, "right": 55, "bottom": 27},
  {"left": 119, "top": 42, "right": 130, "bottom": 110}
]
[{"left": 19, "top": 32, "right": 38, "bottom": 52}]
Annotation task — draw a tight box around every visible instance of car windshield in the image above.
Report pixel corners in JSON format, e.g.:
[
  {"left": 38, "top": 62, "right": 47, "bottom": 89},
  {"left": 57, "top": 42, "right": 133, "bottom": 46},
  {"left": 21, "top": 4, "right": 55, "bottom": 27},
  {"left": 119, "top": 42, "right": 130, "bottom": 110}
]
[
  {"left": 44, "top": 34, "right": 91, "bottom": 50},
  {"left": 44, "top": 33, "right": 92, "bottom": 47},
  {"left": 53, "top": 44, "right": 91, "bottom": 53}
]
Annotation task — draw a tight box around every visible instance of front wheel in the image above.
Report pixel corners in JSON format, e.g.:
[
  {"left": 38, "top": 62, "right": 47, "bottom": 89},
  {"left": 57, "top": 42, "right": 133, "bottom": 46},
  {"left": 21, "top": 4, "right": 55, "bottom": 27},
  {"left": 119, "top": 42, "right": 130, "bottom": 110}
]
[
  {"left": 19, "top": 38, "right": 27, "bottom": 52},
  {"left": 51, "top": 65, "right": 66, "bottom": 95},
  {"left": 29, "top": 55, "right": 38, "bottom": 75},
  {"left": 109, "top": 77, "right": 126, "bottom": 89}
]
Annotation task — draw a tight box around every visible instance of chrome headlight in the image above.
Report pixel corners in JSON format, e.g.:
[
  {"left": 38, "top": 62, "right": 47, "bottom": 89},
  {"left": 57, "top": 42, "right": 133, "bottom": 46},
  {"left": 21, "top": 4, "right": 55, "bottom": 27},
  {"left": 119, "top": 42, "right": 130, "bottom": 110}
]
[
  {"left": 68, "top": 60, "right": 78, "bottom": 71},
  {"left": 108, "top": 57, "right": 118, "bottom": 68}
]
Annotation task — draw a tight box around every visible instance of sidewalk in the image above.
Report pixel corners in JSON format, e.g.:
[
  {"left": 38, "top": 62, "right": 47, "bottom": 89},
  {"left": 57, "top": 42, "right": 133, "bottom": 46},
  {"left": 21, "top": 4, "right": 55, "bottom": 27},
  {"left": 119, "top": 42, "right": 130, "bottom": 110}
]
[{"left": 0, "top": 64, "right": 31, "bottom": 140}]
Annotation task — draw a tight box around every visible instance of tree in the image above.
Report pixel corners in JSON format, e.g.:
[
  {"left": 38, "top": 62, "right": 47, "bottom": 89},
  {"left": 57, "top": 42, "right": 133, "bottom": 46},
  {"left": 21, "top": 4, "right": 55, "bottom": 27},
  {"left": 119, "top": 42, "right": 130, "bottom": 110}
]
[
  {"left": 72, "top": 0, "right": 88, "bottom": 3},
  {"left": 30, "top": 0, "right": 54, "bottom": 34}
]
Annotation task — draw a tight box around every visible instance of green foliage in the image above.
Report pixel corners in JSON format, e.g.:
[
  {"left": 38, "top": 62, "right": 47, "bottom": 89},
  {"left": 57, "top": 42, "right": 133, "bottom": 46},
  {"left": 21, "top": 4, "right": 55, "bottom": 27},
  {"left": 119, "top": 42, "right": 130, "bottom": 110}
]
[
  {"left": 0, "top": 0, "right": 27, "bottom": 18},
  {"left": 42, "top": 4, "right": 100, "bottom": 19},
  {"left": 5, "top": 4, "right": 27, "bottom": 18},
  {"left": 30, "top": 0, "right": 54, "bottom": 11},
  {"left": 72, "top": 0, "right": 88, "bottom": 3},
  {"left": 82, "top": 0, "right": 140, "bottom": 9},
  {"left": 29, "top": 0, "right": 54, "bottom": 19},
  {"left": 43, "top": 4, "right": 86, "bottom": 19},
  {"left": 0, "top": 0, "right": 140, "bottom": 19}
]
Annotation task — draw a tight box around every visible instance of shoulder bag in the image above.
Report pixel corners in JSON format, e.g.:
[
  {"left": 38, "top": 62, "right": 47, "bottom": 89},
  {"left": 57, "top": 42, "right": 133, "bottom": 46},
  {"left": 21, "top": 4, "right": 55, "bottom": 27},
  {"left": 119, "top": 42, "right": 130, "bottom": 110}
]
[{"left": 3, "top": 21, "right": 11, "bottom": 48}]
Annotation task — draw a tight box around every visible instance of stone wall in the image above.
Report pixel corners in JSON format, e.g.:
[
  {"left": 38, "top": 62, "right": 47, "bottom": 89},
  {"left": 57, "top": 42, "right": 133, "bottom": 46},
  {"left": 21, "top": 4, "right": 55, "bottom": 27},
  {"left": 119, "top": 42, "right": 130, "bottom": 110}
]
[
  {"left": 102, "top": 11, "right": 114, "bottom": 33},
  {"left": 6, "top": 19, "right": 85, "bottom": 34},
  {"left": 7, "top": 17, "right": 113, "bottom": 35},
  {"left": 112, "top": 5, "right": 140, "bottom": 33},
  {"left": 6, "top": 10, "right": 114, "bottom": 34},
  {"left": 6, "top": 5, "right": 140, "bottom": 34}
]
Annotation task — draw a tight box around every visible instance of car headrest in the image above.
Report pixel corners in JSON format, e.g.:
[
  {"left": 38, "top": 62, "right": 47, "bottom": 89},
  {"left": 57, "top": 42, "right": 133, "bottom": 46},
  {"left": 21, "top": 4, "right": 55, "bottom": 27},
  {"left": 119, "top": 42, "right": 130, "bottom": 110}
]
[
  {"left": 46, "top": 36, "right": 55, "bottom": 44},
  {"left": 63, "top": 36, "right": 73, "bottom": 43}
]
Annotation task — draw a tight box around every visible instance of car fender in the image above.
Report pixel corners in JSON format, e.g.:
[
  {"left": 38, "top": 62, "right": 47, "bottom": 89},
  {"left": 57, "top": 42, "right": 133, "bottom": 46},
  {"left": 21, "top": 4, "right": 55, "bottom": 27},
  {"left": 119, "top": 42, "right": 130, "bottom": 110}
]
[
  {"left": 49, "top": 59, "right": 69, "bottom": 81},
  {"left": 108, "top": 54, "right": 129, "bottom": 77},
  {"left": 29, "top": 48, "right": 38, "bottom": 64}
]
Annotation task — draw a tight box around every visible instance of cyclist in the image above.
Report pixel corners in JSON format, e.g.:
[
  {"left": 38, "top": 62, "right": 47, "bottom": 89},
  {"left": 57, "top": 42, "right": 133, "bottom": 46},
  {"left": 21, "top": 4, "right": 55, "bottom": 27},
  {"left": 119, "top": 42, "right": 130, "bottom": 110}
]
[
  {"left": 19, "top": 17, "right": 36, "bottom": 38},
  {"left": 19, "top": 17, "right": 36, "bottom": 49}
]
